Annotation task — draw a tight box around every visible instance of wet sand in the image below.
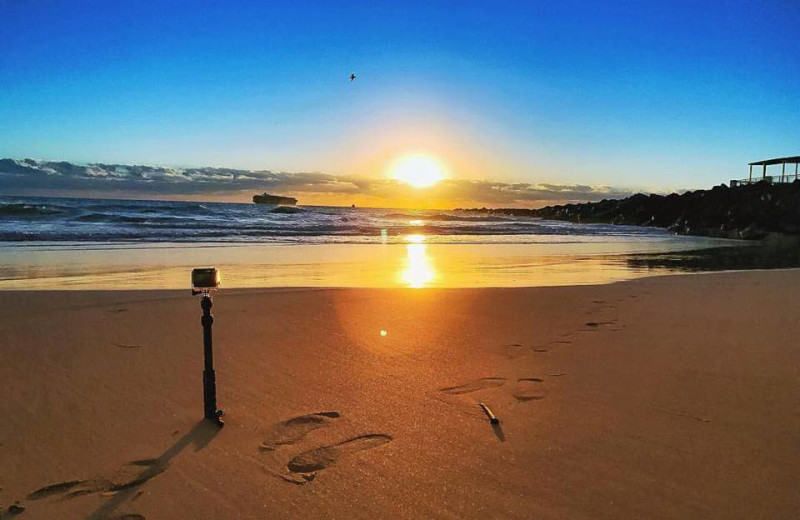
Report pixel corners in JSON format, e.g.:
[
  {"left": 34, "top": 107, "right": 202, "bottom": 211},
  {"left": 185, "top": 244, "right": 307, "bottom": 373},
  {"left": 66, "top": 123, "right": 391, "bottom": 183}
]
[
  {"left": 0, "top": 237, "right": 735, "bottom": 290},
  {"left": 0, "top": 271, "right": 798, "bottom": 519}
]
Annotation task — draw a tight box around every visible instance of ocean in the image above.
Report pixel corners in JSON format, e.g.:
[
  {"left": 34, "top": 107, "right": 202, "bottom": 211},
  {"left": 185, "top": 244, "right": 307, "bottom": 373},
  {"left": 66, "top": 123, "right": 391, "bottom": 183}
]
[
  {"left": 0, "top": 196, "right": 737, "bottom": 289},
  {"left": 1, "top": 195, "right": 691, "bottom": 243}
]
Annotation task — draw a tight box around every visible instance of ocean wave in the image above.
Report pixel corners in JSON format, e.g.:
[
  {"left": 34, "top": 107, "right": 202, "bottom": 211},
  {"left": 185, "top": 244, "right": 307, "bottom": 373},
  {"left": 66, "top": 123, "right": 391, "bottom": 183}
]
[
  {"left": 74, "top": 213, "right": 154, "bottom": 223},
  {"left": 79, "top": 202, "right": 212, "bottom": 216},
  {"left": 0, "top": 203, "right": 68, "bottom": 216},
  {"left": 0, "top": 225, "right": 627, "bottom": 241},
  {"left": 383, "top": 212, "right": 515, "bottom": 222},
  {"left": 270, "top": 206, "right": 303, "bottom": 214},
  {"left": 0, "top": 196, "right": 670, "bottom": 243}
]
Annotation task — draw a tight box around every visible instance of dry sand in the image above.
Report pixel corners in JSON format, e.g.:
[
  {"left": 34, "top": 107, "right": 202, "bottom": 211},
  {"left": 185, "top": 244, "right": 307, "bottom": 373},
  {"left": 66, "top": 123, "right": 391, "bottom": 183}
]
[{"left": 0, "top": 271, "right": 797, "bottom": 519}]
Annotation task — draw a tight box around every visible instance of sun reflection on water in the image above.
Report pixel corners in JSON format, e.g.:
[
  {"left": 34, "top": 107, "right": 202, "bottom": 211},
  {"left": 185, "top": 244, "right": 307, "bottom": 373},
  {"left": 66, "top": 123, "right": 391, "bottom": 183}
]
[{"left": 400, "top": 234, "right": 436, "bottom": 288}]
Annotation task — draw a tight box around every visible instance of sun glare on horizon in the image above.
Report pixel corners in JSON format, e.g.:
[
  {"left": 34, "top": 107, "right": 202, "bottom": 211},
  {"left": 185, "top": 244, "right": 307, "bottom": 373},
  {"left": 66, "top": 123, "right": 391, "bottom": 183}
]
[{"left": 389, "top": 155, "right": 447, "bottom": 188}]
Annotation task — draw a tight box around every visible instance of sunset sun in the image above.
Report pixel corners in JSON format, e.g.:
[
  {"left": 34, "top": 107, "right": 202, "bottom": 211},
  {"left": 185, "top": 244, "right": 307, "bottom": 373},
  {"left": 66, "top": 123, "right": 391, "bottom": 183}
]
[{"left": 389, "top": 155, "right": 446, "bottom": 188}]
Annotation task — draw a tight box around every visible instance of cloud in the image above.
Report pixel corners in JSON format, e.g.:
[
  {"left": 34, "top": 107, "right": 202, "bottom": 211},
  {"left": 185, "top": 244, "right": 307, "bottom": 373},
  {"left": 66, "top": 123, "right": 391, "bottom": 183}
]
[
  {"left": 425, "top": 180, "right": 633, "bottom": 205},
  {"left": 0, "top": 158, "right": 635, "bottom": 206}
]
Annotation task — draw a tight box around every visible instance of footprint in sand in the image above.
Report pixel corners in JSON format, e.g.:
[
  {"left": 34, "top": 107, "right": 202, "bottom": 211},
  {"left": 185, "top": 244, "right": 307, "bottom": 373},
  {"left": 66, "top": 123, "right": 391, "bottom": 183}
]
[
  {"left": 27, "top": 479, "right": 112, "bottom": 501},
  {"left": 4, "top": 503, "right": 25, "bottom": 516},
  {"left": 284, "top": 434, "right": 392, "bottom": 483},
  {"left": 499, "top": 343, "right": 526, "bottom": 359},
  {"left": 27, "top": 460, "right": 165, "bottom": 502},
  {"left": 512, "top": 378, "right": 547, "bottom": 402},
  {"left": 113, "top": 342, "right": 146, "bottom": 350},
  {"left": 548, "top": 332, "right": 577, "bottom": 345},
  {"left": 260, "top": 411, "right": 341, "bottom": 451},
  {"left": 439, "top": 377, "right": 506, "bottom": 395},
  {"left": 26, "top": 480, "right": 85, "bottom": 500},
  {"left": 584, "top": 320, "right": 617, "bottom": 329}
]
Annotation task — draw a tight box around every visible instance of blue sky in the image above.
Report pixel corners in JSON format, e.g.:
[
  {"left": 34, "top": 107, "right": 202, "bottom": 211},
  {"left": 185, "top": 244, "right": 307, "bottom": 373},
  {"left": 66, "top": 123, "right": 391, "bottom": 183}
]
[{"left": 1, "top": 0, "right": 798, "bottom": 203}]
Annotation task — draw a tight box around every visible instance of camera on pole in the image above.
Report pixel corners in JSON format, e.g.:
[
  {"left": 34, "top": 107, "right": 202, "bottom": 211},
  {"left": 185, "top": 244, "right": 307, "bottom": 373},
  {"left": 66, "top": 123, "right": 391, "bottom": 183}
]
[{"left": 191, "top": 267, "right": 224, "bottom": 427}]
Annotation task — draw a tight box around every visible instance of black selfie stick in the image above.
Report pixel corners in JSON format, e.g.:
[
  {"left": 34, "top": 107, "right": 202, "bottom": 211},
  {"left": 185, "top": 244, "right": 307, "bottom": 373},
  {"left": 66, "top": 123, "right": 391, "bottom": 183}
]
[{"left": 200, "top": 292, "right": 224, "bottom": 427}]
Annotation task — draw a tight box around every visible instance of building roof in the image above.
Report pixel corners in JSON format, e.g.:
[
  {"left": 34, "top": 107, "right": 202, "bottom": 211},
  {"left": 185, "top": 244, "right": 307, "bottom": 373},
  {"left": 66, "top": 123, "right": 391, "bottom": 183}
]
[{"left": 749, "top": 156, "right": 800, "bottom": 166}]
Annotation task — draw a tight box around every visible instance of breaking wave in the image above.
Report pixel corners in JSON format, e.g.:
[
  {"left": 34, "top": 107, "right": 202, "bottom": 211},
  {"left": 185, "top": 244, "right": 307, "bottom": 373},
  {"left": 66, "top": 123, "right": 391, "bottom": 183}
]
[{"left": 0, "top": 196, "right": 671, "bottom": 243}]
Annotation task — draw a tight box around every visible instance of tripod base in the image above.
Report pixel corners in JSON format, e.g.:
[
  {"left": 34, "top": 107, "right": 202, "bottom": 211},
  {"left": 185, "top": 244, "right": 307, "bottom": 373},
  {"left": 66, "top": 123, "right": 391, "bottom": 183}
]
[
  {"left": 207, "top": 409, "right": 225, "bottom": 427},
  {"left": 203, "top": 369, "right": 225, "bottom": 428}
]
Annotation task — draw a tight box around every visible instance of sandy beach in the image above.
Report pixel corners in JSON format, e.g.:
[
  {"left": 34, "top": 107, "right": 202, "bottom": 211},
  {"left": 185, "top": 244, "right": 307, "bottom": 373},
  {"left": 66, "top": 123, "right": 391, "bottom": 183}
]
[
  {"left": 5, "top": 0, "right": 799, "bottom": 517},
  {"left": 0, "top": 270, "right": 797, "bottom": 519}
]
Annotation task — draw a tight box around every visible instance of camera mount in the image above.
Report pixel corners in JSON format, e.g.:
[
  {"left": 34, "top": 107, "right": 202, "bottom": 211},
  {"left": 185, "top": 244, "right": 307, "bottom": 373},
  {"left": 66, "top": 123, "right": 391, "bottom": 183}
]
[
  {"left": 199, "top": 290, "right": 224, "bottom": 427},
  {"left": 192, "top": 267, "right": 224, "bottom": 427}
]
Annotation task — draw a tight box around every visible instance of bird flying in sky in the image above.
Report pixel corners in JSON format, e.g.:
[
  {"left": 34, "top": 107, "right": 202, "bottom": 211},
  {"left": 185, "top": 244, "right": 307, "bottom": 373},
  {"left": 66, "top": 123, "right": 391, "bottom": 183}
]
[{"left": 349, "top": 73, "right": 356, "bottom": 82}]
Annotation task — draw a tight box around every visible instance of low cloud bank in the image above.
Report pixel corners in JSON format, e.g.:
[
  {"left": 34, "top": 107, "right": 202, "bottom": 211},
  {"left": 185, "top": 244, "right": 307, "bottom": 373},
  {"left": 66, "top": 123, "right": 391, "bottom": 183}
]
[{"left": 0, "top": 159, "right": 634, "bottom": 206}]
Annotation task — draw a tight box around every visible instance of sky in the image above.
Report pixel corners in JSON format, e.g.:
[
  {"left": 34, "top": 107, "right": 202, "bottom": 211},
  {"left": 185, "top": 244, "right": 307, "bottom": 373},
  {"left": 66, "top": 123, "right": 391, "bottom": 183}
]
[{"left": 1, "top": 0, "right": 798, "bottom": 208}]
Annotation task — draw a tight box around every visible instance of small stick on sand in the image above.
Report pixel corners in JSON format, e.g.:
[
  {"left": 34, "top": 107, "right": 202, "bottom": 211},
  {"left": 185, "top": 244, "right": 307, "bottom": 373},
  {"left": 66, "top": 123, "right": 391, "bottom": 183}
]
[{"left": 479, "top": 402, "right": 499, "bottom": 424}]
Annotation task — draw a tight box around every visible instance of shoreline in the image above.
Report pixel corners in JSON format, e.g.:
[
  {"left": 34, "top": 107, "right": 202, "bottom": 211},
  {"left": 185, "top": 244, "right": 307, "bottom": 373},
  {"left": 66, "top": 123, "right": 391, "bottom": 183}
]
[
  {"left": 2, "top": 264, "right": 800, "bottom": 293},
  {"left": 0, "top": 236, "right": 741, "bottom": 290}
]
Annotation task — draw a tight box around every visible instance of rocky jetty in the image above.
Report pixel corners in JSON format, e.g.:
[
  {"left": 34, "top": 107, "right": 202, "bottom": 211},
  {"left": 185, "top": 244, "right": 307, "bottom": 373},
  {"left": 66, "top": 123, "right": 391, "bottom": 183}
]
[{"left": 463, "top": 181, "right": 800, "bottom": 240}]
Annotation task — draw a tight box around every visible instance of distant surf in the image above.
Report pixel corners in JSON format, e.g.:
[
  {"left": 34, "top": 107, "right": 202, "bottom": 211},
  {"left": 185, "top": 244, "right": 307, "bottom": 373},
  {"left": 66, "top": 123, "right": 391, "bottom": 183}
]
[{"left": 0, "top": 195, "right": 687, "bottom": 244}]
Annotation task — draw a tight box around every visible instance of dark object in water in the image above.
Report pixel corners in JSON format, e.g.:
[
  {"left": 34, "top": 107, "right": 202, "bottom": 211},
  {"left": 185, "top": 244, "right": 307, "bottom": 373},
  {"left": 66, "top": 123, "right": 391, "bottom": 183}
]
[
  {"left": 270, "top": 206, "right": 303, "bottom": 214},
  {"left": 479, "top": 402, "right": 500, "bottom": 424},
  {"left": 253, "top": 193, "right": 298, "bottom": 205}
]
